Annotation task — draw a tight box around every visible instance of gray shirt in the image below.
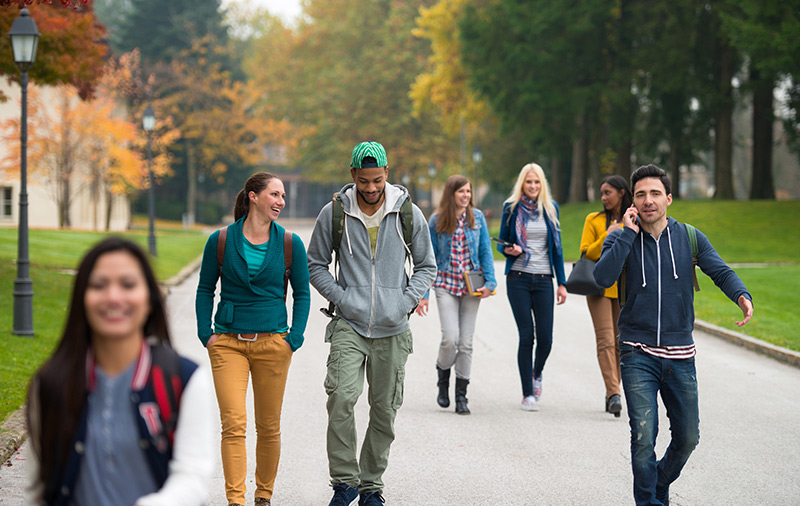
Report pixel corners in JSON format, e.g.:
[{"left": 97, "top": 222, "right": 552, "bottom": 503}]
[{"left": 74, "top": 362, "right": 158, "bottom": 506}]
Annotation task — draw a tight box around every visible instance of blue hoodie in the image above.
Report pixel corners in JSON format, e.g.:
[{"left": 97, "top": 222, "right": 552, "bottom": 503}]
[{"left": 594, "top": 217, "right": 752, "bottom": 347}]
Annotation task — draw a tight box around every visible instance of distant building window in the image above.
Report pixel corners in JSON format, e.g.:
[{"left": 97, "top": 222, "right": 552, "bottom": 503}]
[{"left": 1, "top": 187, "right": 12, "bottom": 219}]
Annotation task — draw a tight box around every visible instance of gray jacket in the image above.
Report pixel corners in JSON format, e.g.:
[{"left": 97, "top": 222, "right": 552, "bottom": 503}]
[{"left": 307, "top": 182, "right": 436, "bottom": 338}]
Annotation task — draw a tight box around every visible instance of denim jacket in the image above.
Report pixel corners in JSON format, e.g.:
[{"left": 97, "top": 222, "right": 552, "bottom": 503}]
[{"left": 424, "top": 208, "right": 497, "bottom": 298}]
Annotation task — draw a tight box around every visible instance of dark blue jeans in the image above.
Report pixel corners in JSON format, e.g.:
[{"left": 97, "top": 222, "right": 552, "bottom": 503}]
[
  {"left": 620, "top": 343, "right": 700, "bottom": 506},
  {"left": 506, "top": 271, "right": 554, "bottom": 397}
]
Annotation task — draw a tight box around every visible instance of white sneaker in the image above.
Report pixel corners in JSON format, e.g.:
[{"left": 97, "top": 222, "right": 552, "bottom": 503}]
[{"left": 521, "top": 395, "right": 539, "bottom": 411}]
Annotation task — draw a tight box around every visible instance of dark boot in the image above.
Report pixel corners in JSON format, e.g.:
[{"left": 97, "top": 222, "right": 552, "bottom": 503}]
[
  {"left": 437, "top": 366, "right": 451, "bottom": 408},
  {"left": 455, "top": 378, "right": 470, "bottom": 415}
]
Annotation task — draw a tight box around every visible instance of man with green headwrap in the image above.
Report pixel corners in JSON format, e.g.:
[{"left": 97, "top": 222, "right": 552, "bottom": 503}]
[{"left": 307, "top": 141, "right": 436, "bottom": 506}]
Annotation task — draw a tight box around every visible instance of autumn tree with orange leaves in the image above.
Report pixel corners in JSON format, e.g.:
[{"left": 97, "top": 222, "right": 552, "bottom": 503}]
[
  {"left": 0, "top": 53, "right": 179, "bottom": 230},
  {"left": 0, "top": 1, "right": 105, "bottom": 101}
]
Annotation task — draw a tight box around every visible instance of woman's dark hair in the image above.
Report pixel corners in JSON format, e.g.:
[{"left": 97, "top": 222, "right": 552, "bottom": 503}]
[
  {"left": 435, "top": 174, "right": 475, "bottom": 235},
  {"left": 630, "top": 164, "right": 671, "bottom": 195},
  {"left": 26, "top": 237, "right": 170, "bottom": 502},
  {"left": 599, "top": 175, "right": 633, "bottom": 227},
  {"left": 234, "top": 172, "right": 279, "bottom": 221}
]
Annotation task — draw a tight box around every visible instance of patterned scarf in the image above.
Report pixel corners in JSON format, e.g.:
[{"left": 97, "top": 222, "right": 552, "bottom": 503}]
[{"left": 515, "top": 196, "right": 539, "bottom": 267}]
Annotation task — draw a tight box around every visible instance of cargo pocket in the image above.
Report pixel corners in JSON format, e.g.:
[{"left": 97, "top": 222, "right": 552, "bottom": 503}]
[
  {"left": 324, "top": 317, "right": 339, "bottom": 343},
  {"left": 324, "top": 351, "right": 340, "bottom": 394},
  {"left": 391, "top": 367, "right": 406, "bottom": 410}
]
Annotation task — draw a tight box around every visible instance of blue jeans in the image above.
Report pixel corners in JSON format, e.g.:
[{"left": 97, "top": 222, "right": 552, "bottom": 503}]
[
  {"left": 620, "top": 343, "right": 700, "bottom": 506},
  {"left": 506, "top": 271, "right": 554, "bottom": 397}
]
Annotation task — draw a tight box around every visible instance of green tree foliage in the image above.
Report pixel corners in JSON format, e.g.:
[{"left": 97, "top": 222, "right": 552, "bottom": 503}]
[
  {"left": 113, "top": 0, "right": 230, "bottom": 66},
  {"left": 244, "top": 0, "right": 449, "bottom": 184}
]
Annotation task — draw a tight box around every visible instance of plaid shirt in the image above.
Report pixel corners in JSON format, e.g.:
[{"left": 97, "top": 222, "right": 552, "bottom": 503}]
[{"left": 433, "top": 213, "right": 472, "bottom": 296}]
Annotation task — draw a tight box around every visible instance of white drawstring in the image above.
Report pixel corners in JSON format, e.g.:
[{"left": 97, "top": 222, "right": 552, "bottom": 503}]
[
  {"left": 344, "top": 213, "right": 353, "bottom": 257},
  {"left": 666, "top": 226, "right": 678, "bottom": 280},
  {"left": 640, "top": 234, "right": 647, "bottom": 288}
]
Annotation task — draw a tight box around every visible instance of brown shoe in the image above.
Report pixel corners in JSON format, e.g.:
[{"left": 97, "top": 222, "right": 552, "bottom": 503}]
[{"left": 254, "top": 498, "right": 271, "bottom": 506}]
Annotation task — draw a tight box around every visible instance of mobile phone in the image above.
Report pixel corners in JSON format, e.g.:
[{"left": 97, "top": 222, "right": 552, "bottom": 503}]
[{"left": 492, "top": 237, "right": 513, "bottom": 248}]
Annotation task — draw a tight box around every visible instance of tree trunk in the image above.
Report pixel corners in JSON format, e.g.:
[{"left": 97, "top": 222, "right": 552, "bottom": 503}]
[
  {"left": 550, "top": 156, "right": 566, "bottom": 203},
  {"left": 105, "top": 187, "right": 114, "bottom": 231},
  {"left": 568, "top": 113, "right": 589, "bottom": 203},
  {"left": 186, "top": 140, "right": 197, "bottom": 227},
  {"left": 714, "top": 40, "right": 735, "bottom": 199},
  {"left": 615, "top": 139, "right": 632, "bottom": 182},
  {"left": 750, "top": 67, "right": 775, "bottom": 199},
  {"left": 669, "top": 139, "right": 681, "bottom": 199}
]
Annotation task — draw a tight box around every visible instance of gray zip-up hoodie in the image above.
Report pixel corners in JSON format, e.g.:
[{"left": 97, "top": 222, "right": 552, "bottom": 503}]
[{"left": 307, "top": 182, "right": 436, "bottom": 338}]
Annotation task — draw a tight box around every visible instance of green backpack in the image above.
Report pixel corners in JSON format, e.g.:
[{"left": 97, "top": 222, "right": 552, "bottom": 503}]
[
  {"left": 321, "top": 192, "right": 414, "bottom": 318},
  {"left": 618, "top": 223, "right": 699, "bottom": 307}
]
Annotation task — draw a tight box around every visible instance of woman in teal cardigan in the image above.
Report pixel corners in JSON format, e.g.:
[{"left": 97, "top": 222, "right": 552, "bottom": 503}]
[{"left": 195, "top": 172, "right": 310, "bottom": 506}]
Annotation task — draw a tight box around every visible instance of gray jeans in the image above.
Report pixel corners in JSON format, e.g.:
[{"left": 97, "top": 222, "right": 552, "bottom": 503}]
[{"left": 435, "top": 287, "right": 481, "bottom": 380}]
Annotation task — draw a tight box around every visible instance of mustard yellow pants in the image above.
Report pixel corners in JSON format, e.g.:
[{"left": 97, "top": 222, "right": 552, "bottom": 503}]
[{"left": 207, "top": 332, "right": 293, "bottom": 504}]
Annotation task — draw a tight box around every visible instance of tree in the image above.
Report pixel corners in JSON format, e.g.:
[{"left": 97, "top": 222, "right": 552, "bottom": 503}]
[
  {"left": 0, "top": 2, "right": 106, "bottom": 101},
  {"left": 243, "top": 0, "right": 449, "bottom": 187},
  {"left": 721, "top": 0, "right": 800, "bottom": 199}
]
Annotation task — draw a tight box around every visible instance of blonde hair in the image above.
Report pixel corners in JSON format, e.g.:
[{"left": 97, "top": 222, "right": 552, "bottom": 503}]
[{"left": 504, "top": 163, "right": 559, "bottom": 228}]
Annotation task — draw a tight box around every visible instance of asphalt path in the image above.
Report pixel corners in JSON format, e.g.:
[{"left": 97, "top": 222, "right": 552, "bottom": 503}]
[{"left": 1, "top": 221, "right": 799, "bottom": 505}]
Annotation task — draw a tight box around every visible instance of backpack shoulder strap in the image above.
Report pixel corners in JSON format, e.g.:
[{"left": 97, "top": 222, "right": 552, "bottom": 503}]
[
  {"left": 399, "top": 196, "right": 413, "bottom": 252},
  {"left": 216, "top": 226, "right": 228, "bottom": 274},
  {"left": 148, "top": 345, "right": 185, "bottom": 449},
  {"left": 684, "top": 223, "right": 700, "bottom": 292},
  {"left": 619, "top": 260, "right": 627, "bottom": 307},
  {"left": 331, "top": 193, "right": 344, "bottom": 254},
  {"left": 283, "top": 229, "right": 292, "bottom": 301}
]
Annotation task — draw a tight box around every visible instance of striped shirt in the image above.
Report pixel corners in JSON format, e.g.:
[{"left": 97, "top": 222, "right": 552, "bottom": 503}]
[
  {"left": 623, "top": 341, "right": 697, "bottom": 360},
  {"left": 512, "top": 217, "right": 551, "bottom": 275},
  {"left": 433, "top": 213, "right": 470, "bottom": 296}
]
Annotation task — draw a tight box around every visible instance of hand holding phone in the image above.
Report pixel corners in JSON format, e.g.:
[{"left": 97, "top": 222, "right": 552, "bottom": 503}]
[
  {"left": 623, "top": 205, "right": 640, "bottom": 233},
  {"left": 492, "top": 237, "right": 513, "bottom": 248}
]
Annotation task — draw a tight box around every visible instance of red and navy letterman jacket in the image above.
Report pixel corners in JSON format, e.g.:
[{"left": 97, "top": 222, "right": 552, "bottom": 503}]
[{"left": 47, "top": 341, "right": 198, "bottom": 506}]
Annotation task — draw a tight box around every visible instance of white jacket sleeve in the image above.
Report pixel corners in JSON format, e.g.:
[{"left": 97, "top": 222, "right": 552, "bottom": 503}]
[{"left": 135, "top": 366, "right": 216, "bottom": 506}]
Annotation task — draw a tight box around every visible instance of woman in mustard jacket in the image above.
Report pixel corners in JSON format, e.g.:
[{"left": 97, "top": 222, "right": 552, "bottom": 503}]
[{"left": 579, "top": 175, "right": 631, "bottom": 417}]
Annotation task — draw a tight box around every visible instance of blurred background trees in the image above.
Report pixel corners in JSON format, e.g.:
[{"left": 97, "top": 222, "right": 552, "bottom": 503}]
[{"left": 2, "top": 0, "right": 798, "bottom": 226}]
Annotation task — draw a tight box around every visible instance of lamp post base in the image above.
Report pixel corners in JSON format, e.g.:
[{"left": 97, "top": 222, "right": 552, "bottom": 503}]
[{"left": 12, "top": 277, "right": 34, "bottom": 337}]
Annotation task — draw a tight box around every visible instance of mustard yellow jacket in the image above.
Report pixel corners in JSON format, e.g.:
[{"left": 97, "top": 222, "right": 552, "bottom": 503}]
[{"left": 579, "top": 211, "right": 621, "bottom": 299}]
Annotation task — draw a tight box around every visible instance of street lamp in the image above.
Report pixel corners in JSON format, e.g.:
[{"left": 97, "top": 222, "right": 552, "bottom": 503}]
[
  {"left": 472, "top": 146, "right": 482, "bottom": 205},
  {"left": 142, "top": 104, "right": 157, "bottom": 257},
  {"left": 428, "top": 163, "right": 436, "bottom": 216},
  {"left": 9, "top": 8, "right": 40, "bottom": 337}
]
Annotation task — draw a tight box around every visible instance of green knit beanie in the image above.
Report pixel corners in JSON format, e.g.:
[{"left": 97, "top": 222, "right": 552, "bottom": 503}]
[{"left": 350, "top": 141, "right": 388, "bottom": 168}]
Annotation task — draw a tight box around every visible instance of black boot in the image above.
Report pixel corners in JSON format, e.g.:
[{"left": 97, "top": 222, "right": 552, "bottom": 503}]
[
  {"left": 437, "top": 366, "right": 451, "bottom": 408},
  {"left": 455, "top": 378, "right": 470, "bottom": 415}
]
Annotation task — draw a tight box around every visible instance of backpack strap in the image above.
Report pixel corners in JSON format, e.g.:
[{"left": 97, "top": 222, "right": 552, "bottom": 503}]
[
  {"left": 399, "top": 196, "right": 413, "bottom": 252},
  {"left": 618, "top": 261, "right": 628, "bottom": 308},
  {"left": 331, "top": 193, "right": 344, "bottom": 254},
  {"left": 148, "top": 345, "right": 184, "bottom": 450},
  {"left": 216, "top": 226, "right": 228, "bottom": 274},
  {"left": 283, "top": 229, "right": 292, "bottom": 301},
  {"left": 685, "top": 223, "right": 700, "bottom": 293}
]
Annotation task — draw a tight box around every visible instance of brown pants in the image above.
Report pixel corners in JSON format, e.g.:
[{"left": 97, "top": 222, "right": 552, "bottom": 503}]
[
  {"left": 586, "top": 295, "right": 621, "bottom": 398},
  {"left": 207, "top": 332, "right": 293, "bottom": 504}
]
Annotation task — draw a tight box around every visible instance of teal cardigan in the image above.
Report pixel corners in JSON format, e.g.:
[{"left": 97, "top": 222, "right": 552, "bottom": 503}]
[{"left": 195, "top": 217, "right": 311, "bottom": 351}]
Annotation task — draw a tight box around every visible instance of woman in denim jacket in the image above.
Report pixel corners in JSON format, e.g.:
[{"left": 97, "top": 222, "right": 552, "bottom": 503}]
[
  {"left": 498, "top": 163, "right": 567, "bottom": 412},
  {"left": 416, "top": 175, "right": 496, "bottom": 415}
]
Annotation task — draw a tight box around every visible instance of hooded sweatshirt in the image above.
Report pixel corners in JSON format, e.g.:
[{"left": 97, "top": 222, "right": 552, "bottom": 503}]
[
  {"left": 307, "top": 182, "right": 436, "bottom": 338},
  {"left": 594, "top": 217, "right": 751, "bottom": 348}
]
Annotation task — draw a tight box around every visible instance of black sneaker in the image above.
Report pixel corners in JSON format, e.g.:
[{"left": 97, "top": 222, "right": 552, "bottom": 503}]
[
  {"left": 359, "top": 491, "right": 386, "bottom": 506},
  {"left": 606, "top": 394, "right": 622, "bottom": 417},
  {"left": 329, "top": 483, "right": 359, "bottom": 506}
]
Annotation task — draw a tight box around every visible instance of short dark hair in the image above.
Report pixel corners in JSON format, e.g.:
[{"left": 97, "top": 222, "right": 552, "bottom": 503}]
[{"left": 630, "top": 164, "right": 671, "bottom": 195}]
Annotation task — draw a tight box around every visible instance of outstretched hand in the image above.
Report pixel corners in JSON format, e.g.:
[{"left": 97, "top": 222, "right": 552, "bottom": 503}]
[{"left": 736, "top": 296, "right": 753, "bottom": 327}]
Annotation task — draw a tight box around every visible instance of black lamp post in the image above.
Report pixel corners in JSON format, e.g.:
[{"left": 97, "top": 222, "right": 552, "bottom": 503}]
[
  {"left": 472, "top": 146, "right": 482, "bottom": 205},
  {"left": 9, "top": 8, "right": 40, "bottom": 337},
  {"left": 142, "top": 104, "right": 156, "bottom": 256}
]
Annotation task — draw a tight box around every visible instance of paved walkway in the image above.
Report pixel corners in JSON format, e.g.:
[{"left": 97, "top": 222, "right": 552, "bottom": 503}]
[{"left": 2, "top": 222, "right": 799, "bottom": 505}]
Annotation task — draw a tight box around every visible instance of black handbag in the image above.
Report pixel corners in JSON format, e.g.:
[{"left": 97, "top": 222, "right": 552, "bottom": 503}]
[{"left": 565, "top": 253, "right": 605, "bottom": 296}]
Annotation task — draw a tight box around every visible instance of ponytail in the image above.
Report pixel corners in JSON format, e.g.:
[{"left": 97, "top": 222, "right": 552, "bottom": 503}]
[{"left": 233, "top": 172, "right": 278, "bottom": 221}]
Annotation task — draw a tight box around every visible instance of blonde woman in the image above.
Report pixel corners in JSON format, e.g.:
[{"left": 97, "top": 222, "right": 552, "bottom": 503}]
[{"left": 498, "top": 163, "right": 566, "bottom": 411}]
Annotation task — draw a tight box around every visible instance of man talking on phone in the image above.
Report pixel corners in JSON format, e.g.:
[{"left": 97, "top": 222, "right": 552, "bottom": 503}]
[{"left": 593, "top": 164, "right": 753, "bottom": 506}]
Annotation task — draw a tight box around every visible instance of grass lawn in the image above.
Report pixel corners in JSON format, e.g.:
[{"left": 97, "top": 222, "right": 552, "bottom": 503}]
[
  {"left": 489, "top": 199, "right": 800, "bottom": 352},
  {"left": 0, "top": 225, "right": 208, "bottom": 425}
]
